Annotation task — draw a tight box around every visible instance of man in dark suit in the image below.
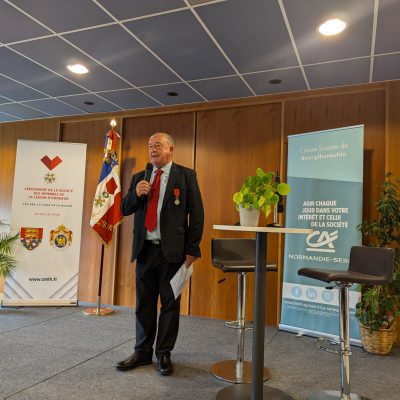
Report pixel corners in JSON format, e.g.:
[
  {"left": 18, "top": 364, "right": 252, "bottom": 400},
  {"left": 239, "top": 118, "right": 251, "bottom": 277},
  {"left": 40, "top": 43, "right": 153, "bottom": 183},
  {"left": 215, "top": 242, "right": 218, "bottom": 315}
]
[{"left": 116, "top": 132, "right": 204, "bottom": 376}]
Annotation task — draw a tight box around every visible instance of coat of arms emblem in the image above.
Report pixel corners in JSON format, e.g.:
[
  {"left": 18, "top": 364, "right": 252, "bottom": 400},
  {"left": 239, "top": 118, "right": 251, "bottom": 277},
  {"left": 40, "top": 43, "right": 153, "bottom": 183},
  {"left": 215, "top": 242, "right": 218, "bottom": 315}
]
[
  {"left": 49, "top": 225, "right": 73, "bottom": 250},
  {"left": 20, "top": 227, "right": 43, "bottom": 251}
]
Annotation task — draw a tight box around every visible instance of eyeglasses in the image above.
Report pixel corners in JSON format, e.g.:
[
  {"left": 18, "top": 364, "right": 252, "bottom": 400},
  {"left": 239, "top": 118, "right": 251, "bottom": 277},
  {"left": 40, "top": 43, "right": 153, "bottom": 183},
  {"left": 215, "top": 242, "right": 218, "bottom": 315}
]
[{"left": 148, "top": 142, "right": 163, "bottom": 151}]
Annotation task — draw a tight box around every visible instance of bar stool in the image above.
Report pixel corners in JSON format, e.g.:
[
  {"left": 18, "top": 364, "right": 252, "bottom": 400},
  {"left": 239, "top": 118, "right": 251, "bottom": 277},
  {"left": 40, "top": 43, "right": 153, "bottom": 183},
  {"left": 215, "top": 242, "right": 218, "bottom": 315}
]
[
  {"left": 298, "top": 245, "right": 395, "bottom": 400},
  {"left": 211, "top": 238, "right": 277, "bottom": 384}
]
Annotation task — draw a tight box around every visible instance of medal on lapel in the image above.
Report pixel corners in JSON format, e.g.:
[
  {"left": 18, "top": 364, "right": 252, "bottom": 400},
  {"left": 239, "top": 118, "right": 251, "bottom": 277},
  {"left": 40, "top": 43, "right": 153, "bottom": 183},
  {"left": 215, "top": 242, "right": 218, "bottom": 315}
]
[{"left": 174, "top": 188, "right": 181, "bottom": 205}]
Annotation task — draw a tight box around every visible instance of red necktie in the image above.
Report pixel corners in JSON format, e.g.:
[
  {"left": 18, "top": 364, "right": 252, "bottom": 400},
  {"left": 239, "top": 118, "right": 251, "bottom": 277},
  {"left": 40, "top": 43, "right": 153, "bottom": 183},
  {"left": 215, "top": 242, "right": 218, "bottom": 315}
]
[{"left": 145, "top": 169, "right": 163, "bottom": 232}]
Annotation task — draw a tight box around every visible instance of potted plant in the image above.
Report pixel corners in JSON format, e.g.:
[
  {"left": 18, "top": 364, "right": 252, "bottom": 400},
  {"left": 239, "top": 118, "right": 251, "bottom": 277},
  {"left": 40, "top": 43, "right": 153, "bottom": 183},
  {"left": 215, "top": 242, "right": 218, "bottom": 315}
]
[
  {"left": 232, "top": 168, "right": 290, "bottom": 226},
  {"left": 0, "top": 221, "right": 19, "bottom": 279},
  {"left": 355, "top": 172, "right": 400, "bottom": 355}
]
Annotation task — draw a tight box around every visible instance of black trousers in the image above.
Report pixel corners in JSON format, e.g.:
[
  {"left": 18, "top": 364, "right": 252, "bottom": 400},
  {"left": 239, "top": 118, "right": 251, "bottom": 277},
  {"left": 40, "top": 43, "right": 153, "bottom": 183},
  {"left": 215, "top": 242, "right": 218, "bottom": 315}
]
[{"left": 134, "top": 241, "right": 182, "bottom": 358}]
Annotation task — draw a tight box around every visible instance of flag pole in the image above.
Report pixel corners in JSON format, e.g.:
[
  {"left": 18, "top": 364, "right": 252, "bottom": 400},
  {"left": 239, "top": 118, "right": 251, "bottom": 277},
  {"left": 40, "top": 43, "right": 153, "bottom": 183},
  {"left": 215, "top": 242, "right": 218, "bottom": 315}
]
[
  {"left": 83, "top": 244, "right": 113, "bottom": 315},
  {"left": 83, "top": 118, "right": 122, "bottom": 316}
]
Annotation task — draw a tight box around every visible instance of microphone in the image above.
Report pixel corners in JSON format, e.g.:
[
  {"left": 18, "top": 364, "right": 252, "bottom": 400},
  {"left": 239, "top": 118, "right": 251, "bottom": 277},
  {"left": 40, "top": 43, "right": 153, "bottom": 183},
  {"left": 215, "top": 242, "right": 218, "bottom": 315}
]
[{"left": 144, "top": 163, "right": 153, "bottom": 182}]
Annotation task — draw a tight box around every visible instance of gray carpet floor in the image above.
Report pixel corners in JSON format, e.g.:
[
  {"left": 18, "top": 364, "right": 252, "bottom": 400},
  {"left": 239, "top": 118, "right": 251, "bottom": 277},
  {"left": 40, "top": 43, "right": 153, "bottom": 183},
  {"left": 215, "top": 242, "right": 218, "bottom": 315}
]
[{"left": 0, "top": 304, "right": 398, "bottom": 400}]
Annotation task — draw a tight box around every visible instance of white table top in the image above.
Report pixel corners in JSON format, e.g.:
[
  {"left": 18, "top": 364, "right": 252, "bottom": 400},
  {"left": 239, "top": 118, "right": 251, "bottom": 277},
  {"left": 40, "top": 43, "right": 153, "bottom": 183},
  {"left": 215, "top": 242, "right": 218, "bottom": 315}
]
[{"left": 213, "top": 224, "right": 312, "bottom": 234}]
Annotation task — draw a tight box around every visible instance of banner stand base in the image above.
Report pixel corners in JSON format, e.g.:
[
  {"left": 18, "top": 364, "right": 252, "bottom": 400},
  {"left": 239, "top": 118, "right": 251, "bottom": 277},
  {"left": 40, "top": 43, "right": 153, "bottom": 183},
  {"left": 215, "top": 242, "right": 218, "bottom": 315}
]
[{"left": 82, "top": 307, "right": 114, "bottom": 316}]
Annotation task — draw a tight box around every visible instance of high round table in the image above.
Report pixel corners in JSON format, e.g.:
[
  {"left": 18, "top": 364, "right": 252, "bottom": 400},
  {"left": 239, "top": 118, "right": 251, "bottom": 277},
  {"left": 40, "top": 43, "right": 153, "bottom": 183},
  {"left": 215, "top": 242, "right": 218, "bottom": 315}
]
[{"left": 213, "top": 225, "right": 312, "bottom": 400}]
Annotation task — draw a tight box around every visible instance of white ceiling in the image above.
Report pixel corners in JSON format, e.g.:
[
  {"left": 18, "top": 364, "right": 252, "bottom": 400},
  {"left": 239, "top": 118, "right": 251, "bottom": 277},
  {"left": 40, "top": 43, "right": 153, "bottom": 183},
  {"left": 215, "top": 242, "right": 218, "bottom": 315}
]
[{"left": 0, "top": 0, "right": 399, "bottom": 122}]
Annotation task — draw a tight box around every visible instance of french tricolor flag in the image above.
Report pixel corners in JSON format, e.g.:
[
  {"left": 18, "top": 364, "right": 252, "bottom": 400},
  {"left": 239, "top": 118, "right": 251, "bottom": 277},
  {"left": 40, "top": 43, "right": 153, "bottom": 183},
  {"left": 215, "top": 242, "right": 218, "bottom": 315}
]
[{"left": 90, "top": 130, "right": 123, "bottom": 246}]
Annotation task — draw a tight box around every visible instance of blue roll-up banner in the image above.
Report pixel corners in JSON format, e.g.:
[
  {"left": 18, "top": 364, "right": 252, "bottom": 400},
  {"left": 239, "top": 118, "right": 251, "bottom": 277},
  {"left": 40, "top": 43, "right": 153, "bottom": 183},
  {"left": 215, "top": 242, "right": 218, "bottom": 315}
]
[{"left": 280, "top": 125, "right": 364, "bottom": 341}]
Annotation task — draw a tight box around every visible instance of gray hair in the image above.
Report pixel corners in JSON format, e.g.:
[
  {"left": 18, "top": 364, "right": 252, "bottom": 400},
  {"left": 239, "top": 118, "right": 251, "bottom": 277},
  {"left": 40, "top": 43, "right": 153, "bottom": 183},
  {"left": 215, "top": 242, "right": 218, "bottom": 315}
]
[{"left": 152, "top": 132, "right": 174, "bottom": 148}]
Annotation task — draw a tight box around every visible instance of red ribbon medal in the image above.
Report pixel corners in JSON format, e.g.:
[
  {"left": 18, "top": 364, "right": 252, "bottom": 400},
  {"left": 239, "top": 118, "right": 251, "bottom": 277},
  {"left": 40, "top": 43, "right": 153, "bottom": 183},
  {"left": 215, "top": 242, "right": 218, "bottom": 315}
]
[{"left": 173, "top": 188, "right": 181, "bottom": 205}]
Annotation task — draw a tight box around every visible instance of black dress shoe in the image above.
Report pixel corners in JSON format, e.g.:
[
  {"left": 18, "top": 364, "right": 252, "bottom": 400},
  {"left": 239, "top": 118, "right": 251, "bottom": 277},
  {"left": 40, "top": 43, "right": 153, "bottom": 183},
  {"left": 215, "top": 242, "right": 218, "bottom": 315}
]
[
  {"left": 158, "top": 354, "right": 173, "bottom": 376},
  {"left": 115, "top": 352, "right": 152, "bottom": 371}
]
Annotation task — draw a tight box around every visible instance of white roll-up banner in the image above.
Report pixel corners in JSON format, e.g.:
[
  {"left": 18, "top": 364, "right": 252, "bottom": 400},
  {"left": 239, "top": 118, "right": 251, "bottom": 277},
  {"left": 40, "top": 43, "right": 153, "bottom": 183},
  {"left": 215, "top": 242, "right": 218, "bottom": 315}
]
[
  {"left": 3, "top": 140, "right": 86, "bottom": 306},
  {"left": 280, "top": 126, "right": 363, "bottom": 341}
]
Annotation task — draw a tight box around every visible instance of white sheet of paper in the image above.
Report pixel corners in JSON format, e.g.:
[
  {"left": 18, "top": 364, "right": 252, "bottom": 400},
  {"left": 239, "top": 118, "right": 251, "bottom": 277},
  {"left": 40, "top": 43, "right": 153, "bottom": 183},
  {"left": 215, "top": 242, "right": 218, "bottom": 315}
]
[{"left": 170, "top": 263, "right": 193, "bottom": 300}]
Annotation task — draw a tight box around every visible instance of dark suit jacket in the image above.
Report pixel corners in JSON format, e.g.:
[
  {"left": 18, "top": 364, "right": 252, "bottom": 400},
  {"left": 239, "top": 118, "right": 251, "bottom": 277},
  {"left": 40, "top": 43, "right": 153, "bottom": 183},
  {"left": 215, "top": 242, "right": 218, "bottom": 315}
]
[{"left": 121, "top": 162, "right": 204, "bottom": 263}]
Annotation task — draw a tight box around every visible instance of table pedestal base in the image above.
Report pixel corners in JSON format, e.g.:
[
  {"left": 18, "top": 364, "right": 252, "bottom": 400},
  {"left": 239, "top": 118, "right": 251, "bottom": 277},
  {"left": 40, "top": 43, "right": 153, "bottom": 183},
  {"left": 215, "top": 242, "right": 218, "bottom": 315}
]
[{"left": 216, "top": 384, "right": 295, "bottom": 400}]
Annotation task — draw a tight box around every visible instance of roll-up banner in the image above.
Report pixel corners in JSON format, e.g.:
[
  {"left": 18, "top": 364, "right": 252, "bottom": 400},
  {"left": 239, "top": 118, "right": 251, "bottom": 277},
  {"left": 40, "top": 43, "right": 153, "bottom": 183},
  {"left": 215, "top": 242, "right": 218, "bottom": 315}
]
[
  {"left": 3, "top": 140, "right": 86, "bottom": 306},
  {"left": 280, "top": 126, "right": 363, "bottom": 341}
]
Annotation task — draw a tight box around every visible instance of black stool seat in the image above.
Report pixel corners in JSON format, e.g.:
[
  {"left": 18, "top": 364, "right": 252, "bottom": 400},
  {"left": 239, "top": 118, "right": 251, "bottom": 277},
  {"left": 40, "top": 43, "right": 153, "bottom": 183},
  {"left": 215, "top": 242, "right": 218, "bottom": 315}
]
[
  {"left": 299, "top": 246, "right": 394, "bottom": 285},
  {"left": 212, "top": 238, "right": 277, "bottom": 272},
  {"left": 213, "top": 259, "right": 277, "bottom": 272},
  {"left": 298, "top": 268, "right": 390, "bottom": 285}
]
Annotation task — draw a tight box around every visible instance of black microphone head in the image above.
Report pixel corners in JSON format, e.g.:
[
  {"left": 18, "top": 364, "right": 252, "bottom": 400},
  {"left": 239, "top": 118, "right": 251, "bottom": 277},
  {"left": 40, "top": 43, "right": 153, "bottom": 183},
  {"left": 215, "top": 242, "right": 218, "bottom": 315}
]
[{"left": 144, "top": 163, "right": 153, "bottom": 182}]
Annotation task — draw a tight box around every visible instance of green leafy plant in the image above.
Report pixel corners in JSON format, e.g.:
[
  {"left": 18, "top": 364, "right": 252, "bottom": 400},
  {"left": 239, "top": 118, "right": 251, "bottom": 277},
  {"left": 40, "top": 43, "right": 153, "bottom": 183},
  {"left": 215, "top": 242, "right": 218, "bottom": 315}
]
[
  {"left": 0, "top": 221, "right": 19, "bottom": 279},
  {"left": 233, "top": 168, "right": 291, "bottom": 217},
  {"left": 355, "top": 172, "right": 400, "bottom": 332}
]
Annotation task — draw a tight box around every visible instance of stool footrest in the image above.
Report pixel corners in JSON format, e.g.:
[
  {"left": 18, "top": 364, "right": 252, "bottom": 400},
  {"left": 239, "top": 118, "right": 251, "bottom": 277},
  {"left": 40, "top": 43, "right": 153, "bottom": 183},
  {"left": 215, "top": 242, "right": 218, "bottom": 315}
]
[
  {"left": 315, "top": 337, "right": 352, "bottom": 356},
  {"left": 224, "top": 320, "right": 253, "bottom": 330},
  {"left": 210, "top": 359, "right": 270, "bottom": 384}
]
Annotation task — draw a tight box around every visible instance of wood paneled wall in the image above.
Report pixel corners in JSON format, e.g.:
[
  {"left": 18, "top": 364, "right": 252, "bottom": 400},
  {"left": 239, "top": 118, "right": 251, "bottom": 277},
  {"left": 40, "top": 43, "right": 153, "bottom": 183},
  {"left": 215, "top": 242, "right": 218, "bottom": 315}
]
[
  {"left": 193, "top": 104, "right": 282, "bottom": 324},
  {"left": 1, "top": 82, "right": 399, "bottom": 328}
]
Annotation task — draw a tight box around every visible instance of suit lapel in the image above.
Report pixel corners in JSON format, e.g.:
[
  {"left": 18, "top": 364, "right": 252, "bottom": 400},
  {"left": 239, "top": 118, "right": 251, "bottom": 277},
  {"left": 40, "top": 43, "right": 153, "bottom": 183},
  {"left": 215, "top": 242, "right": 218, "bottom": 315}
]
[{"left": 162, "top": 162, "right": 176, "bottom": 210}]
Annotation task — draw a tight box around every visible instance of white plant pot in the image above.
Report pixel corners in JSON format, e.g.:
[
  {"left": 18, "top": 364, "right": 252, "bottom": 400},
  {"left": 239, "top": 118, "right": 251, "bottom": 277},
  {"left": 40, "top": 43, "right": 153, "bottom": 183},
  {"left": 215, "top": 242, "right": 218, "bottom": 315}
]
[{"left": 239, "top": 205, "right": 260, "bottom": 227}]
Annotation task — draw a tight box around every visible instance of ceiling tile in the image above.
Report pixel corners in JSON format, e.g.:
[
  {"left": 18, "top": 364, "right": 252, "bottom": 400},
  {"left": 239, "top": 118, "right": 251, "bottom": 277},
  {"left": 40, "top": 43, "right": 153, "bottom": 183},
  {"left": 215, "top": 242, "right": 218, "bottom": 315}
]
[
  {"left": 244, "top": 67, "right": 307, "bottom": 95},
  {"left": 10, "top": 0, "right": 113, "bottom": 33},
  {"left": 97, "top": 0, "right": 185, "bottom": 20},
  {"left": 283, "top": 0, "right": 374, "bottom": 64},
  {"left": 124, "top": 9, "right": 235, "bottom": 80},
  {"left": 190, "top": 76, "right": 253, "bottom": 101},
  {"left": 0, "top": 47, "right": 85, "bottom": 97},
  {"left": 0, "top": 1, "right": 51, "bottom": 43},
  {"left": 373, "top": 53, "right": 400, "bottom": 82},
  {"left": 11, "top": 37, "right": 129, "bottom": 92},
  {"left": 305, "top": 58, "right": 370, "bottom": 89},
  {"left": 99, "top": 89, "right": 160, "bottom": 109},
  {"left": 375, "top": 0, "right": 400, "bottom": 54},
  {"left": 59, "top": 94, "right": 121, "bottom": 113},
  {"left": 0, "top": 103, "right": 50, "bottom": 119},
  {"left": 141, "top": 83, "right": 205, "bottom": 106},
  {"left": 21, "top": 99, "right": 85, "bottom": 116},
  {"left": 196, "top": 0, "right": 298, "bottom": 73},
  {"left": 0, "top": 74, "right": 48, "bottom": 101},
  {"left": 64, "top": 25, "right": 178, "bottom": 87}
]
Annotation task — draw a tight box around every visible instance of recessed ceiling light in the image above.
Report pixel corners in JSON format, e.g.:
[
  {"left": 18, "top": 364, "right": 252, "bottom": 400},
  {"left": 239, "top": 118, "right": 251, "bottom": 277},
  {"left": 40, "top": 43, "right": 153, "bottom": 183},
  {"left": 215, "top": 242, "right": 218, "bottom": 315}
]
[
  {"left": 269, "top": 79, "right": 282, "bottom": 85},
  {"left": 318, "top": 19, "right": 346, "bottom": 36},
  {"left": 167, "top": 92, "right": 178, "bottom": 97},
  {"left": 66, "top": 64, "right": 89, "bottom": 74}
]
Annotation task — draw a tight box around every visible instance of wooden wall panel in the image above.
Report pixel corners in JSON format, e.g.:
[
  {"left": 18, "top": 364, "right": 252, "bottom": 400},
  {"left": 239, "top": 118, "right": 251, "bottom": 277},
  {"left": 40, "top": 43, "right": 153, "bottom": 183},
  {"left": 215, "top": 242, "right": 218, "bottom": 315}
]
[
  {"left": 283, "top": 90, "right": 386, "bottom": 224},
  {"left": 386, "top": 81, "right": 400, "bottom": 177},
  {"left": 61, "top": 119, "right": 120, "bottom": 304},
  {"left": 0, "top": 118, "right": 59, "bottom": 293},
  {"left": 116, "top": 112, "right": 195, "bottom": 314},
  {"left": 386, "top": 82, "right": 400, "bottom": 345},
  {"left": 193, "top": 104, "right": 282, "bottom": 324}
]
